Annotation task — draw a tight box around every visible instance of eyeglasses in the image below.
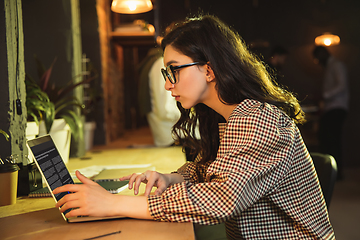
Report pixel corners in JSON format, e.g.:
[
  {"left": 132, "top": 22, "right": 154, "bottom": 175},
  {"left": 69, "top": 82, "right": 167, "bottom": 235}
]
[{"left": 161, "top": 62, "right": 203, "bottom": 84}]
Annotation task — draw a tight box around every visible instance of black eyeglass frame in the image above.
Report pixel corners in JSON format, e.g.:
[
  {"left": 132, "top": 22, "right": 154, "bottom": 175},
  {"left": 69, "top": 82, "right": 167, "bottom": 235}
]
[{"left": 161, "top": 62, "right": 205, "bottom": 84}]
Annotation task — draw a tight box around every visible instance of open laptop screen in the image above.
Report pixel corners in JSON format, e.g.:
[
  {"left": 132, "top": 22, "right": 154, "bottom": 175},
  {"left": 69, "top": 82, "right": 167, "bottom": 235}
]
[
  {"left": 28, "top": 135, "right": 74, "bottom": 213},
  {"left": 28, "top": 135, "right": 128, "bottom": 222}
]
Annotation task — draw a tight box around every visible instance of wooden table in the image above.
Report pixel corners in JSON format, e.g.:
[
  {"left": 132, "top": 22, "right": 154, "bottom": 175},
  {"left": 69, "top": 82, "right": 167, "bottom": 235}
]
[
  {"left": 0, "top": 146, "right": 195, "bottom": 240},
  {"left": 0, "top": 208, "right": 194, "bottom": 240}
]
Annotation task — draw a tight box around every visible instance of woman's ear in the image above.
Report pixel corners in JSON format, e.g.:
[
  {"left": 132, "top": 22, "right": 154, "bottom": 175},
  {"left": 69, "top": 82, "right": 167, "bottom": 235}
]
[{"left": 205, "top": 63, "right": 215, "bottom": 82}]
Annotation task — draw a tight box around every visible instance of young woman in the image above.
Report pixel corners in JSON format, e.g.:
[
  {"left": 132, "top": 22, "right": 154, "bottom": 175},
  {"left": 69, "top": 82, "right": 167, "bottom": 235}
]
[{"left": 54, "top": 15, "right": 335, "bottom": 239}]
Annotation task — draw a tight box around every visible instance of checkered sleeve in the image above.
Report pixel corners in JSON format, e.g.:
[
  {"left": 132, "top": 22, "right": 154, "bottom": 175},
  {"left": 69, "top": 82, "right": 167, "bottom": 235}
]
[
  {"left": 173, "top": 156, "right": 201, "bottom": 184},
  {"left": 148, "top": 100, "right": 300, "bottom": 225},
  {"left": 174, "top": 123, "right": 227, "bottom": 184}
]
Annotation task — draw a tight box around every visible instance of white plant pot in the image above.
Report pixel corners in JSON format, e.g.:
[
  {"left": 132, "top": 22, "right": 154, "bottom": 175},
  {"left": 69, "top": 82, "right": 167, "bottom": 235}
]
[
  {"left": 39, "top": 119, "right": 71, "bottom": 165},
  {"left": 26, "top": 121, "right": 39, "bottom": 140},
  {"left": 84, "top": 121, "right": 96, "bottom": 151}
]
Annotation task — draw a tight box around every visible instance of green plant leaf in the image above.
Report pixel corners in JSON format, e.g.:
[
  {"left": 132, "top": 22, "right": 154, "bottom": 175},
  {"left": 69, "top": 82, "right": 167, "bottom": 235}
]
[
  {"left": 59, "top": 110, "right": 83, "bottom": 141},
  {"left": 56, "top": 74, "right": 97, "bottom": 102},
  {"left": 43, "top": 102, "right": 55, "bottom": 133},
  {"left": 34, "top": 55, "right": 57, "bottom": 92},
  {"left": 0, "top": 129, "right": 9, "bottom": 141},
  {"left": 55, "top": 97, "right": 84, "bottom": 115}
]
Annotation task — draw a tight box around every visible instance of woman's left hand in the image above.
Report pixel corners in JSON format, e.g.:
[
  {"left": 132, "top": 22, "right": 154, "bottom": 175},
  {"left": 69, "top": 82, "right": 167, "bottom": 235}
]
[
  {"left": 53, "top": 170, "right": 117, "bottom": 218},
  {"left": 120, "top": 170, "right": 184, "bottom": 196}
]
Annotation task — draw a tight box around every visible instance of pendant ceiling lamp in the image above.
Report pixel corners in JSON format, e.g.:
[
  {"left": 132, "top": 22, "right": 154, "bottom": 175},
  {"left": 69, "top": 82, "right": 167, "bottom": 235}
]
[
  {"left": 111, "top": 0, "right": 153, "bottom": 14},
  {"left": 315, "top": 33, "right": 340, "bottom": 46}
]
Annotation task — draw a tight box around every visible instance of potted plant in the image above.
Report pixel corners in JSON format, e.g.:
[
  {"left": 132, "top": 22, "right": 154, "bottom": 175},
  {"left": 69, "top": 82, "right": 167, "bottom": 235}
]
[
  {"left": 25, "top": 56, "right": 95, "bottom": 163},
  {"left": 25, "top": 74, "right": 54, "bottom": 141}
]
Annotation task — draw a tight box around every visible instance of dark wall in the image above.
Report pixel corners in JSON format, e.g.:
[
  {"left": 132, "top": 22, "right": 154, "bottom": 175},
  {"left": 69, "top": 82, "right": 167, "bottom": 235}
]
[{"left": 22, "top": 1, "right": 73, "bottom": 87}]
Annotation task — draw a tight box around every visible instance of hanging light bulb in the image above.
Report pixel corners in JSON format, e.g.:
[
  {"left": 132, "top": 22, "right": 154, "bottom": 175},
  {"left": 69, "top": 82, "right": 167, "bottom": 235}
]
[
  {"left": 315, "top": 33, "right": 340, "bottom": 46},
  {"left": 111, "top": 0, "right": 153, "bottom": 14}
]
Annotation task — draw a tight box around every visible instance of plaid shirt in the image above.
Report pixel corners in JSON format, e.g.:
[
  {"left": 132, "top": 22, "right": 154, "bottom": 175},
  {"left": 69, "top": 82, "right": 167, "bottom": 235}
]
[{"left": 148, "top": 99, "right": 335, "bottom": 239}]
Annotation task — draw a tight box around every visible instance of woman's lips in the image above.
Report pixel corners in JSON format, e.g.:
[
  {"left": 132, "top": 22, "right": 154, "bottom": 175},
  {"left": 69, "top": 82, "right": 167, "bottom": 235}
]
[{"left": 172, "top": 94, "right": 180, "bottom": 101}]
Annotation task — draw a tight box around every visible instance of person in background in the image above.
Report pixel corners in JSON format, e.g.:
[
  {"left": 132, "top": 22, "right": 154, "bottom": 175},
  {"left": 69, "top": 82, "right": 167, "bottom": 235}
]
[
  {"left": 138, "top": 36, "right": 180, "bottom": 147},
  {"left": 313, "top": 46, "right": 349, "bottom": 180},
  {"left": 54, "top": 15, "right": 335, "bottom": 240}
]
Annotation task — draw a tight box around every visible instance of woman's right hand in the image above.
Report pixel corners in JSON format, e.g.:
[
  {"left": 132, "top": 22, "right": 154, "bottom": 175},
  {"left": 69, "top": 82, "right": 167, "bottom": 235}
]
[{"left": 120, "top": 171, "right": 183, "bottom": 196}]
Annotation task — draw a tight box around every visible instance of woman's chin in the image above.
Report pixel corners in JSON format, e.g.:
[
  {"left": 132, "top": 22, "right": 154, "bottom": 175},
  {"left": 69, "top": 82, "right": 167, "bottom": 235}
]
[{"left": 179, "top": 102, "right": 193, "bottom": 110}]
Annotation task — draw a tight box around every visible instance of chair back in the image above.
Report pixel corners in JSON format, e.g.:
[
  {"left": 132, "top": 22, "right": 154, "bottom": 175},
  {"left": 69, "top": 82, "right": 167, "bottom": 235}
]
[{"left": 310, "top": 152, "right": 337, "bottom": 207}]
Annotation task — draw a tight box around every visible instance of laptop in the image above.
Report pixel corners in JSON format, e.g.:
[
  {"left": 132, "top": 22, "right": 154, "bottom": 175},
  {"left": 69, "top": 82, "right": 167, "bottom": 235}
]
[{"left": 27, "top": 135, "right": 125, "bottom": 222}]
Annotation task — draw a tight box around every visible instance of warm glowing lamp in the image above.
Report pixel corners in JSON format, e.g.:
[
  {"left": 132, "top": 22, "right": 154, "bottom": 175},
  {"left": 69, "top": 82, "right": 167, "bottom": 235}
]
[
  {"left": 111, "top": 0, "right": 153, "bottom": 14},
  {"left": 315, "top": 33, "right": 340, "bottom": 46}
]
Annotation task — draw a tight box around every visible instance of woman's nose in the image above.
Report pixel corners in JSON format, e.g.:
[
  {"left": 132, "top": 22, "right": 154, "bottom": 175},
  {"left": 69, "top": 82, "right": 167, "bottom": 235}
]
[{"left": 164, "top": 78, "right": 174, "bottom": 91}]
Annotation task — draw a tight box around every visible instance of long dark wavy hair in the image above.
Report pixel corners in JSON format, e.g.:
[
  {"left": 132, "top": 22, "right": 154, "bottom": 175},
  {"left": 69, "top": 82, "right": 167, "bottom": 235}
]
[{"left": 161, "top": 14, "right": 305, "bottom": 164}]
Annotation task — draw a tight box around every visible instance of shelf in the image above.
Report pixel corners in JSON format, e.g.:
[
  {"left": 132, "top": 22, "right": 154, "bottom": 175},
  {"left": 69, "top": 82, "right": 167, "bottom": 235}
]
[
  {"left": 110, "top": 31, "right": 154, "bottom": 37},
  {"left": 110, "top": 31, "right": 156, "bottom": 46}
]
